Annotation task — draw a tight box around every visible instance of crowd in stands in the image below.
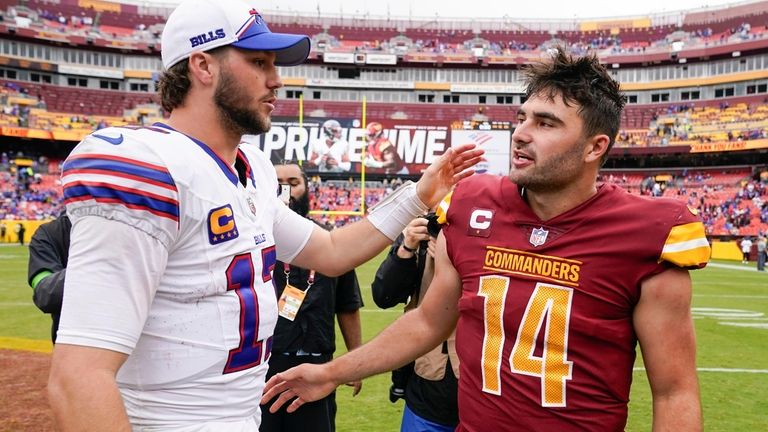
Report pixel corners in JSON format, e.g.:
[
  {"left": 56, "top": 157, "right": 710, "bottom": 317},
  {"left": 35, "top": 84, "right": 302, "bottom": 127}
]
[
  {"left": 0, "top": 152, "right": 63, "bottom": 221},
  {"left": 2, "top": 154, "right": 766, "bottom": 238},
  {"left": 615, "top": 102, "right": 768, "bottom": 148},
  {"left": 0, "top": 81, "right": 159, "bottom": 134},
  {"left": 7, "top": 73, "right": 768, "bottom": 146},
  {"left": 601, "top": 169, "right": 768, "bottom": 236},
  {"left": 3, "top": 0, "right": 768, "bottom": 60},
  {"left": 306, "top": 177, "right": 404, "bottom": 228}
]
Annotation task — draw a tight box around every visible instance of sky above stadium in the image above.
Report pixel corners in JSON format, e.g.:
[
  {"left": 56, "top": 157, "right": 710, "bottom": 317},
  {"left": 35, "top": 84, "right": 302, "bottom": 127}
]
[{"left": 148, "top": 0, "right": 747, "bottom": 19}]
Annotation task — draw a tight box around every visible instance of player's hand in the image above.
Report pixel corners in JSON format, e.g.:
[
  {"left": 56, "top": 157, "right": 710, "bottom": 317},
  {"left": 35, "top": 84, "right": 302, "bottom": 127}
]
[
  {"left": 426, "top": 237, "right": 437, "bottom": 259},
  {"left": 416, "top": 144, "right": 483, "bottom": 208},
  {"left": 261, "top": 363, "right": 338, "bottom": 413},
  {"left": 402, "top": 217, "right": 429, "bottom": 251},
  {"left": 345, "top": 380, "right": 362, "bottom": 397},
  {"left": 364, "top": 157, "right": 385, "bottom": 169},
  {"left": 325, "top": 156, "right": 338, "bottom": 167}
]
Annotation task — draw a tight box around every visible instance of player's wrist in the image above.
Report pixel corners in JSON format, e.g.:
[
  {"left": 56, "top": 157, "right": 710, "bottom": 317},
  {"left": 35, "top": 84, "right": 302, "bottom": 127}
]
[
  {"left": 326, "top": 358, "right": 356, "bottom": 388},
  {"left": 397, "top": 244, "right": 417, "bottom": 258},
  {"left": 367, "top": 182, "right": 429, "bottom": 241}
]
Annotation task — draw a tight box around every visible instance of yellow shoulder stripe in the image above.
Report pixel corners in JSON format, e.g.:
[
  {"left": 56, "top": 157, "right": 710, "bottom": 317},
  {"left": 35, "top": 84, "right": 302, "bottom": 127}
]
[
  {"left": 435, "top": 191, "right": 453, "bottom": 225},
  {"left": 660, "top": 222, "right": 711, "bottom": 267}
]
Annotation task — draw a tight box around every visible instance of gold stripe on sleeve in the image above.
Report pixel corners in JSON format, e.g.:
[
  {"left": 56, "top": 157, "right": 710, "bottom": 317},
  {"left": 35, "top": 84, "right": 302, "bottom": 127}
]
[
  {"left": 435, "top": 191, "right": 453, "bottom": 224},
  {"left": 660, "top": 222, "right": 711, "bottom": 267}
]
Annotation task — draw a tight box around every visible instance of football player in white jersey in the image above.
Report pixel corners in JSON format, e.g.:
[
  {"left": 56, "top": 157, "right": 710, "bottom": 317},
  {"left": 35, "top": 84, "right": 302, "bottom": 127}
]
[
  {"left": 309, "top": 119, "right": 352, "bottom": 172},
  {"left": 47, "top": 1, "right": 484, "bottom": 431}
]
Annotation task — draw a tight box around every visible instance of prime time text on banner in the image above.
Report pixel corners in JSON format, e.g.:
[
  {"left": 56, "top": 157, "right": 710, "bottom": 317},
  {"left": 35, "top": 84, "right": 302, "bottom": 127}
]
[{"left": 246, "top": 117, "right": 454, "bottom": 175}]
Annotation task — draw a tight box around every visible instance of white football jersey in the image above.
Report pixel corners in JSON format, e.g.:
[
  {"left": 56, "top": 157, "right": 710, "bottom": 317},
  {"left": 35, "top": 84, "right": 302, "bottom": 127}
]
[
  {"left": 58, "top": 123, "right": 315, "bottom": 428},
  {"left": 310, "top": 138, "right": 351, "bottom": 172}
]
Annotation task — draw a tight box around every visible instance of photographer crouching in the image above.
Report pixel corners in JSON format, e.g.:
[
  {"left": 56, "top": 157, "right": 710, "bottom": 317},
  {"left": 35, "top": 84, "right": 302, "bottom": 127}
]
[{"left": 371, "top": 212, "right": 459, "bottom": 432}]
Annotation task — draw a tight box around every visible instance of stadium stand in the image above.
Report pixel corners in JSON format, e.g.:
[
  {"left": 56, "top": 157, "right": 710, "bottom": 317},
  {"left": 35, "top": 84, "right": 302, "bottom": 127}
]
[{"left": 0, "top": 0, "right": 767, "bottom": 243}]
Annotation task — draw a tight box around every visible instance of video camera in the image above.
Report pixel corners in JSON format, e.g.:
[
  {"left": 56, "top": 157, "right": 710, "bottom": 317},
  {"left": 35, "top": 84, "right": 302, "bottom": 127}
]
[{"left": 422, "top": 212, "right": 442, "bottom": 238}]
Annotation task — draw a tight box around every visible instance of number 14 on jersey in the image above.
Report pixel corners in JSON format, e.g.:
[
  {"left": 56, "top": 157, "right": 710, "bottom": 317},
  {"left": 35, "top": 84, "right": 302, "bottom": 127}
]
[{"left": 478, "top": 276, "right": 574, "bottom": 407}]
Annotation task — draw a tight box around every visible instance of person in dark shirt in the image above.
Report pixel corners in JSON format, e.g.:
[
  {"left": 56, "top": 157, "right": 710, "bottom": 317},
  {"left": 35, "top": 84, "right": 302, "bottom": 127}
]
[
  {"left": 372, "top": 214, "right": 459, "bottom": 432},
  {"left": 27, "top": 211, "right": 71, "bottom": 343},
  {"left": 261, "top": 163, "right": 363, "bottom": 432},
  {"left": 16, "top": 222, "right": 27, "bottom": 245}
]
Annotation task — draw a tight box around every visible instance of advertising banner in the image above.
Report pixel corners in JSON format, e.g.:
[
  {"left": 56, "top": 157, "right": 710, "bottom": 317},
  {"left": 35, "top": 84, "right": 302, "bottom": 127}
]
[
  {"left": 247, "top": 117, "right": 454, "bottom": 175},
  {"left": 450, "top": 120, "right": 512, "bottom": 176}
]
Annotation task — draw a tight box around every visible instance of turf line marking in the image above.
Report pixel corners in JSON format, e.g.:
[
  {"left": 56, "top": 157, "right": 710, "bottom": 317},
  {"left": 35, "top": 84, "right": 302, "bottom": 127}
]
[
  {"left": 634, "top": 367, "right": 768, "bottom": 374},
  {"left": 707, "top": 263, "right": 768, "bottom": 272},
  {"left": 0, "top": 302, "right": 37, "bottom": 307},
  {"left": 720, "top": 322, "right": 768, "bottom": 329}
]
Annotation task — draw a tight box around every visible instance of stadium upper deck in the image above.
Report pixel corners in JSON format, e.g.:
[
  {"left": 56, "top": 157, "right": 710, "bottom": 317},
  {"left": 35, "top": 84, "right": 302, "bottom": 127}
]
[
  {"left": 3, "top": 0, "right": 768, "bottom": 63},
  {"left": 1, "top": 0, "right": 768, "bottom": 169}
]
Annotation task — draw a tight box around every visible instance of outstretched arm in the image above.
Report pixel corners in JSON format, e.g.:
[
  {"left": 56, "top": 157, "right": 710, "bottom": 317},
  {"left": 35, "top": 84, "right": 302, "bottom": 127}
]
[
  {"left": 288, "top": 144, "right": 482, "bottom": 276},
  {"left": 634, "top": 267, "right": 702, "bottom": 432},
  {"left": 261, "top": 232, "right": 461, "bottom": 412}
]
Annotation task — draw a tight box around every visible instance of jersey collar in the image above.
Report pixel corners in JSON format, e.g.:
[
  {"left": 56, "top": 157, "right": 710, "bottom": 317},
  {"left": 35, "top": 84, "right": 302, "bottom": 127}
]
[{"left": 154, "top": 122, "right": 255, "bottom": 187}]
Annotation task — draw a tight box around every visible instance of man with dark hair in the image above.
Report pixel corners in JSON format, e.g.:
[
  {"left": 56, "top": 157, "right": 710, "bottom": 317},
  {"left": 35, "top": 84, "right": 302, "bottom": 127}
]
[
  {"left": 263, "top": 48, "right": 710, "bottom": 431},
  {"left": 261, "top": 162, "right": 363, "bottom": 432},
  {"left": 47, "top": 0, "right": 483, "bottom": 430}
]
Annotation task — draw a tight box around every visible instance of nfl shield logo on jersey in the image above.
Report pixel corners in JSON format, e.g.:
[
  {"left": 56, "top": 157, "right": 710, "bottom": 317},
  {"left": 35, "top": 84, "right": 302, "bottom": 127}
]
[{"left": 529, "top": 227, "right": 549, "bottom": 247}]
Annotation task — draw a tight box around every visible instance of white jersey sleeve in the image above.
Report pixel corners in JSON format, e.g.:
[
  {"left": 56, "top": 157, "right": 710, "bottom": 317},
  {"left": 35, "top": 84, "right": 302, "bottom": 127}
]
[
  {"left": 62, "top": 127, "right": 180, "bottom": 249},
  {"left": 56, "top": 215, "right": 168, "bottom": 354},
  {"left": 58, "top": 126, "right": 180, "bottom": 353}
]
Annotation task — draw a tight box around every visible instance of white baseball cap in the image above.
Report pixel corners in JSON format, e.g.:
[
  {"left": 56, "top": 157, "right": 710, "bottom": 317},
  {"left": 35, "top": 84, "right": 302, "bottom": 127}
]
[{"left": 161, "top": 0, "right": 311, "bottom": 69}]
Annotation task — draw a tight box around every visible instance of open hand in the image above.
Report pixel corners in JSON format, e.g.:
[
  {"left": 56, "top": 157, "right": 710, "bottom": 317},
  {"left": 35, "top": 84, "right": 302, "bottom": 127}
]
[
  {"left": 416, "top": 144, "right": 484, "bottom": 208},
  {"left": 261, "top": 363, "right": 338, "bottom": 413}
]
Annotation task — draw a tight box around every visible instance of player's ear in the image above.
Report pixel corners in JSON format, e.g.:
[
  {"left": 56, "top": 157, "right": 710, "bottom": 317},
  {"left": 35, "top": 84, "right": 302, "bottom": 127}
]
[
  {"left": 584, "top": 134, "right": 610, "bottom": 164},
  {"left": 187, "top": 51, "right": 218, "bottom": 87}
]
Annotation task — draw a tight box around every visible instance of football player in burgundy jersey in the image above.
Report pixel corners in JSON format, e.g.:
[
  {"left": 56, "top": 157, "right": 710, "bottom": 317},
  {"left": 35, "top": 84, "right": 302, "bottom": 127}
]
[{"left": 263, "top": 47, "right": 709, "bottom": 432}]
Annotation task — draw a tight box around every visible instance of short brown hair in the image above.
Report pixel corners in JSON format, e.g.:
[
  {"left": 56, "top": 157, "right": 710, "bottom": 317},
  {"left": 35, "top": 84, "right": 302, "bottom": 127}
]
[{"left": 523, "top": 47, "right": 625, "bottom": 163}]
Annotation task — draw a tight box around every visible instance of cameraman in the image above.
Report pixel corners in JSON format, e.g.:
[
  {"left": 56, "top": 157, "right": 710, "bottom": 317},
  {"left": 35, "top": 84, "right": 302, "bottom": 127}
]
[{"left": 371, "top": 213, "right": 458, "bottom": 432}]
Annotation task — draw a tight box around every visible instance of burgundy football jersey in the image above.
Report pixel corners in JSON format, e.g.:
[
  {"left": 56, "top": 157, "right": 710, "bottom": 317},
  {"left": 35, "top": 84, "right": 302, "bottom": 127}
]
[{"left": 440, "top": 175, "right": 709, "bottom": 431}]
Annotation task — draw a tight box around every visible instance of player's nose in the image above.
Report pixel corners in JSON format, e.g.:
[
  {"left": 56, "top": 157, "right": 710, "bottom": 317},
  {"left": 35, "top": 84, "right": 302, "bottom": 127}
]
[{"left": 512, "top": 120, "right": 532, "bottom": 145}]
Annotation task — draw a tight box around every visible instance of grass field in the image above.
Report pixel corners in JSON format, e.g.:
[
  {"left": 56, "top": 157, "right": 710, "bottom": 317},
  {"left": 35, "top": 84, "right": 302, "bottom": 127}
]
[{"left": 1, "top": 244, "right": 766, "bottom": 430}]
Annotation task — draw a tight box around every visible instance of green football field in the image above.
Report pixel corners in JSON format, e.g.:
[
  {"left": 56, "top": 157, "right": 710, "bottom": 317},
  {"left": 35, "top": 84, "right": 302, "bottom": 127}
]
[{"left": 1, "top": 244, "right": 766, "bottom": 430}]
